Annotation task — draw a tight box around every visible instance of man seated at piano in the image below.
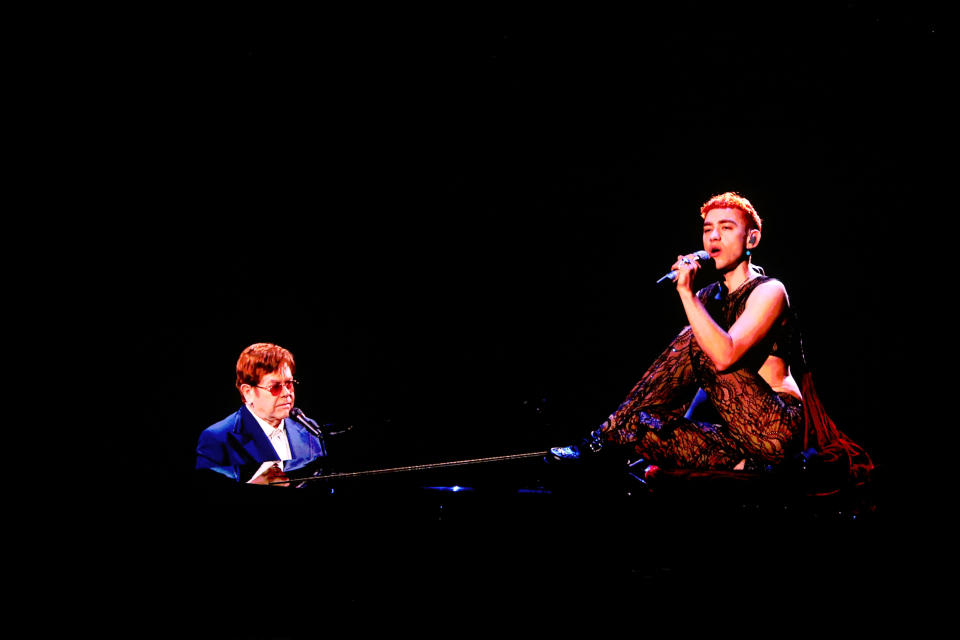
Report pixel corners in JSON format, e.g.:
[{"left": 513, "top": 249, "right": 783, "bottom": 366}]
[{"left": 196, "top": 342, "right": 328, "bottom": 485}]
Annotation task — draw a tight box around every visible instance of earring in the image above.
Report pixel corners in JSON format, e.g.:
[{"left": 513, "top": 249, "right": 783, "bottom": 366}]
[{"left": 745, "top": 249, "right": 752, "bottom": 256}]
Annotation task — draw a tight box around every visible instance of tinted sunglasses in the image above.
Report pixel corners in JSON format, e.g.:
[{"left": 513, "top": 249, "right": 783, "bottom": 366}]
[{"left": 254, "top": 379, "right": 298, "bottom": 396}]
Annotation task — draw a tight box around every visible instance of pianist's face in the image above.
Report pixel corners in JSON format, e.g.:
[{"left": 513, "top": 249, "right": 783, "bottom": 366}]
[{"left": 243, "top": 363, "right": 296, "bottom": 426}]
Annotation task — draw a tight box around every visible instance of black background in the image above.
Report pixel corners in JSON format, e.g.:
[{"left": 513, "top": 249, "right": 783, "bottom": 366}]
[
  {"left": 122, "top": 2, "right": 941, "bottom": 481},
  {"left": 66, "top": 2, "right": 946, "bottom": 630}
]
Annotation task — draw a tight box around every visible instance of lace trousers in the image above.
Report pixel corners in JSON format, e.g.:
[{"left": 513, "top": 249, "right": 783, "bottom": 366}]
[{"left": 598, "top": 327, "right": 803, "bottom": 469}]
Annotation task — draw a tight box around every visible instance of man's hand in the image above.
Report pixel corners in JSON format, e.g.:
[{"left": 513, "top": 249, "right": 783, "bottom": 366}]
[
  {"left": 248, "top": 462, "right": 291, "bottom": 487},
  {"left": 671, "top": 253, "right": 702, "bottom": 294}
]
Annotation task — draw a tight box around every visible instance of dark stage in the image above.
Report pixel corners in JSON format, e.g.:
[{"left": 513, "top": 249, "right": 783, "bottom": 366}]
[{"left": 96, "top": 2, "right": 945, "bottom": 634}]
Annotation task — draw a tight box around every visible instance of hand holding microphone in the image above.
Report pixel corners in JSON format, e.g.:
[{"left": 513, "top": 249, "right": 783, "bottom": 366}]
[{"left": 656, "top": 250, "right": 713, "bottom": 284}]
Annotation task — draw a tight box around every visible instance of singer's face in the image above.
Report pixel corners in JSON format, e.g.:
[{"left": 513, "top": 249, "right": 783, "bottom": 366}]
[
  {"left": 243, "top": 363, "right": 295, "bottom": 426},
  {"left": 702, "top": 207, "right": 751, "bottom": 270}
]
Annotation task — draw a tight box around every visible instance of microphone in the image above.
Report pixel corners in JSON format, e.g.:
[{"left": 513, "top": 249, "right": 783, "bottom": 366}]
[
  {"left": 289, "top": 407, "right": 325, "bottom": 439},
  {"left": 656, "top": 250, "right": 713, "bottom": 284}
]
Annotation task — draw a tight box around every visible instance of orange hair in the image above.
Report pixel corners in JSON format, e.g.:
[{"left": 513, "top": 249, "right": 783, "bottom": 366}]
[
  {"left": 235, "top": 343, "right": 296, "bottom": 398},
  {"left": 700, "top": 192, "right": 762, "bottom": 232}
]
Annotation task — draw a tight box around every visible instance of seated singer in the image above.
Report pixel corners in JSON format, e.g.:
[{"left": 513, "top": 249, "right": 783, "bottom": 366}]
[
  {"left": 196, "top": 342, "right": 327, "bottom": 485},
  {"left": 552, "top": 192, "right": 871, "bottom": 484}
]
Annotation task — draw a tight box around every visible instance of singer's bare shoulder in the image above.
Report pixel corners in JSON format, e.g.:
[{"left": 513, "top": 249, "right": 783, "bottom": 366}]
[
  {"left": 740, "top": 278, "right": 790, "bottom": 324},
  {"left": 730, "top": 278, "right": 788, "bottom": 341},
  {"left": 748, "top": 277, "right": 788, "bottom": 302}
]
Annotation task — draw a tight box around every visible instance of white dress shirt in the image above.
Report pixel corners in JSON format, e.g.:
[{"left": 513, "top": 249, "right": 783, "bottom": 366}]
[{"left": 247, "top": 404, "right": 292, "bottom": 467}]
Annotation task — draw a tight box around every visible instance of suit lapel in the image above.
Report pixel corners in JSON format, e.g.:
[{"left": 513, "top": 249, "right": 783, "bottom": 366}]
[
  {"left": 286, "top": 421, "right": 312, "bottom": 459},
  {"left": 285, "top": 420, "right": 327, "bottom": 472},
  {"left": 229, "top": 406, "right": 280, "bottom": 463},
  {"left": 284, "top": 418, "right": 325, "bottom": 459}
]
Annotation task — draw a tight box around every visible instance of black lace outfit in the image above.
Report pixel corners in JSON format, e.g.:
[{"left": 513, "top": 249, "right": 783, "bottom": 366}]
[{"left": 597, "top": 275, "right": 805, "bottom": 471}]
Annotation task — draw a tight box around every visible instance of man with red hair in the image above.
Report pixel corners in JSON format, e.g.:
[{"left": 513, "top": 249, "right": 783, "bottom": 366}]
[
  {"left": 196, "top": 342, "right": 327, "bottom": 484},
  {"left": 551, "top": 192, "right": 871, "bottom": 484}
]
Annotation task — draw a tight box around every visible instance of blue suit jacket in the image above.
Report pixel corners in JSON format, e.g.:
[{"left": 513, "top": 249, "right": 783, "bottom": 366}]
[{"left": 196, "top": 405, "right": 327, "bottom": 481}]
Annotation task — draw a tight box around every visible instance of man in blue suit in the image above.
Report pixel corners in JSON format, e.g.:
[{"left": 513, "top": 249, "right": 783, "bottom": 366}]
[{"left": 196, "top": 342, "right": 327, "bottom": 484}]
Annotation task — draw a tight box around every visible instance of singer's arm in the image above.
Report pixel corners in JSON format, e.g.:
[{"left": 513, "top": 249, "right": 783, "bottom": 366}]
[{"left": 677, "top": 279, "right": 787, "bottom": 372}]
